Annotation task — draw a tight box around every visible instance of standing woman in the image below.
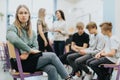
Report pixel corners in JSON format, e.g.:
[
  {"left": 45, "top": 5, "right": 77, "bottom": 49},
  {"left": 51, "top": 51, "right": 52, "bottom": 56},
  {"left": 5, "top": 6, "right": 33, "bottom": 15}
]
[
  {"left": 37, "top": 8, "right": 53, "bottom": 52},
  {"left": 6, "top": 5, "right": 73, "bottom": 80},
  {"left": 53, "top": 10, "right": 67, "bottom": 57}
]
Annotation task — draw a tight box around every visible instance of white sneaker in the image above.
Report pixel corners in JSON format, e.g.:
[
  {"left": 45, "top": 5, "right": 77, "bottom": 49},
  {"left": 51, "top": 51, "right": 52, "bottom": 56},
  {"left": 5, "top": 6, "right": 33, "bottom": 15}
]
[
  {"left": 73, "top": 75, "right": 82, "bottom": 80},
  {"left": 42, "top": 72, "right": 48, "bottom": 77},
  {"left": 83, "top": 73, "right": 93, "bottom": 80}
]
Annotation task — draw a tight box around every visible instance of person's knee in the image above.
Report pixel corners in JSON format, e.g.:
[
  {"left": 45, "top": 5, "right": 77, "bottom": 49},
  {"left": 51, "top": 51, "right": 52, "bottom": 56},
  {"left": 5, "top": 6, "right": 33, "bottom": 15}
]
[
  {"left": 67, "top": 54, "right": 72, "bottom": 61},
  {"left": 47, "top": 65, "right": 57, "bottom": 73},
  {"left": 75, "top": 59, "right": 81, "bottom": 65},
  {"left": 49, "top": 52, "right": 57, "bottom": 57},
  {"left": 86, "top": 60, "right": 90, "bottom": 66},
  {"left": 88, "top": 62, "right": 95, "bottom": 67}
]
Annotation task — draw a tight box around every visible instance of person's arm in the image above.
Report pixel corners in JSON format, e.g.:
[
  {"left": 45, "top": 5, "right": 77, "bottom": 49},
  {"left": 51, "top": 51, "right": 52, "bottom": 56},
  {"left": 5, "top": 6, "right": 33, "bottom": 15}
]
[
  {"left": 101, "top": 49, "right": 116, "bottom": 57},
  {"left": 101, "top": 37, "right": 119, "bottom": 57},
  {"left": 6, "top": 26, "right": 31, "bottom": 53},
  {"left": 85, "top": 34, "right": 105, "bottom": 55},
  {"left": 71, "top": 42, "right": 79, "bottom": 52},
  {"left": 31, "top": 31, "right": 39, "bottom": 50},
  {"left": 65, "top": 44, "right": 71, "bottom": 53},
  {"left": 37, "top": 20, "right": 48, "bottom": 46},
  {"left": 54, "top": 21, "right": 68, "bottom": 36},
  {"left": 76, "top": 43, "right": 88, "bottom": 50}
]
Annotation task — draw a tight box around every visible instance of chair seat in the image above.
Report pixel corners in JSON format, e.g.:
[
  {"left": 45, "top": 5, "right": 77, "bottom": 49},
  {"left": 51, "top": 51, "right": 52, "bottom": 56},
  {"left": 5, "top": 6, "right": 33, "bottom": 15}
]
[
  {"left": 11, "top": 71, "right": 43, "bottom": 78},
  {"left": 101, "top": 64, "right": 119, "bottom": 70}
]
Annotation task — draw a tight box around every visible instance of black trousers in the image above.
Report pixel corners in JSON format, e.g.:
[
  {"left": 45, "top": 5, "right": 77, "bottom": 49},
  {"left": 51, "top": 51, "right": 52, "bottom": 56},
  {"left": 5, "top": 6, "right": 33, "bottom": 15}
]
[
  {"left": 67, "top": 53, "right": 93, "bottom": 74},
  {"left": 37, "top": 32, "right": 53, "bottom": 52},
  {"left": 87, "top": 57, "right": 114, "bottom": 80},
  {"left": 59, "top": 50, "right": 76, "bottom": 64}
]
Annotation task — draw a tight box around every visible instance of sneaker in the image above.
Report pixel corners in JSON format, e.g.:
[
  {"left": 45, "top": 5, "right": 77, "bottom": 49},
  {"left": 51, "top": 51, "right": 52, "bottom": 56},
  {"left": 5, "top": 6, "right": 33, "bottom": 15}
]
[
  {"left": 83, "top": 72, "right": 93, "bottom": 80},
  {"left": 65, "top": 76, "right": 75, "bottom": 80},
  {"left": 69, "top": 71, "right": 75, "bottom": 76},
  {"left": 42, "top": 72, "right": 48, "bottom": 77},
  {"left": 73, "top": 75, "right": 82, "bottom": 80}
]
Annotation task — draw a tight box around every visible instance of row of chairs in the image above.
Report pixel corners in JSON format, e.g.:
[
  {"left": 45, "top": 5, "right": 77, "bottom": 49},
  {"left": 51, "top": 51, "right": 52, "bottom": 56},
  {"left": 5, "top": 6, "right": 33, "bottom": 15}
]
[{"left": 0, "top": 41, "right": 120, "bottom": 80}]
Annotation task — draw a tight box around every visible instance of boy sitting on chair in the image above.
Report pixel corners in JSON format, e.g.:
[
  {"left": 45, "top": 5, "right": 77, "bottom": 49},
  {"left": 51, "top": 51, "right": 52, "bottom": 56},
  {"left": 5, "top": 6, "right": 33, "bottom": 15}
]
[{"left": 87, "top": 22, "right": 120, "bottom": 80}]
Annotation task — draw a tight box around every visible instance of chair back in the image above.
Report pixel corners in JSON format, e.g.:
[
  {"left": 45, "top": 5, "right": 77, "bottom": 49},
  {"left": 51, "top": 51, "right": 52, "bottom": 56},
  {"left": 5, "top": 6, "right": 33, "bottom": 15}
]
[
  {"left": 5, "top": 41, "right": 42, "bottom": 80},
  {"left": 7, "top": 41, "right": 16, "bottom": 58}
]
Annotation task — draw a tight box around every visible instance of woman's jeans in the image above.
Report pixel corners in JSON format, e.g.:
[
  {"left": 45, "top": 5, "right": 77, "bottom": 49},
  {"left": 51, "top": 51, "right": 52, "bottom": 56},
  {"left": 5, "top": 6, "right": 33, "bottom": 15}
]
[
  {"left": 36, "top": 52, "right": 69, "bottom": 80},
  {"left": 54, "top": 41, "right": 65, "bottom": 57}
]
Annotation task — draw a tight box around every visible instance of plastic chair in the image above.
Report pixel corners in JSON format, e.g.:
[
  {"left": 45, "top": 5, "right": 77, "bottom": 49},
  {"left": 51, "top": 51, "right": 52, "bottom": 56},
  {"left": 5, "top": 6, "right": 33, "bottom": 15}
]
[
  {"left": 101, "top": 59, "right": 120, "bottom": 80},
  {"left": 4, "top": 41, "right": 42, "bottom": 80}
]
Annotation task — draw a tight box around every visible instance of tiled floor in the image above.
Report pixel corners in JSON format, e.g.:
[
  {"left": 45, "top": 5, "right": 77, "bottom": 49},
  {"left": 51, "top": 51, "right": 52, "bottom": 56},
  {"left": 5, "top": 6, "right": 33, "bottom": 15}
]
[
  {"left": 0, "top": 61, "right": 71, "bottom": 80},
  {"left": 0, "top": 61, "right": 118, "bottom": 80}
]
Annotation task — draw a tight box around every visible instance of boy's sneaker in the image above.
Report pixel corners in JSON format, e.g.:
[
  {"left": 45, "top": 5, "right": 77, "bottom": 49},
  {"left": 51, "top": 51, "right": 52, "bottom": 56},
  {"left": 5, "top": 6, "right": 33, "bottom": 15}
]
[
  {"left": 83, "top": 72, "right": 93, "bottom": 80},
  {"left": 73, "top": 75, "right": 82, "bottom": 80},
  {"left": 42, "top": 72, "right": 48, "bottom": 77}
]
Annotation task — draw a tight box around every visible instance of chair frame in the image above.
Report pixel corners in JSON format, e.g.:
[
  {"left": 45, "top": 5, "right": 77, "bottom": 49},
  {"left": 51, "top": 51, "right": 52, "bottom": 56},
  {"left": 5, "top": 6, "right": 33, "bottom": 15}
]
[
  {"left": 101, "top": 61, "right": 120, "bottom": 80},
  {"left": 4, "top": 42, "right": 42, "bottom": 80}
]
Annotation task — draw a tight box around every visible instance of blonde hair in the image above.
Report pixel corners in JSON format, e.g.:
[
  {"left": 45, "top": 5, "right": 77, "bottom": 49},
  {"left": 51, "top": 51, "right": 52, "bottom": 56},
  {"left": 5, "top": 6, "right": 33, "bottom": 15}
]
[
  {"left": 76, "top": 22, "right": 84, "bottom": 29},
  {"left": 14, "top": 5, "right": 32, "bottom": 38},
  {"left": 86, "top": 22, "right": 97, "bottom": 29},
  {"left": 100, "top": 22, "right": 112, "bottom": 32},
  {"left": 38, "top": 8, "right": 47, "bottom": 28}
]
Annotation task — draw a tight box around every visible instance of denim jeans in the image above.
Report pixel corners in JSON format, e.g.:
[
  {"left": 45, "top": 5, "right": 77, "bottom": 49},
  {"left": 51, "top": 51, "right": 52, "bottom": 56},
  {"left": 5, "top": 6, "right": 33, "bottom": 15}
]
[
  {"left": 67, "top": 53, "right": 93, "bottom": 74},
  {"left": 54, "top": 41, "right": 65, "bottom": 57},
  {"left": 36, "top": 52, "right": 69, "bottom": 80},
  {"left": 87, "top": 57, "right": 114, "bottom": 80}
]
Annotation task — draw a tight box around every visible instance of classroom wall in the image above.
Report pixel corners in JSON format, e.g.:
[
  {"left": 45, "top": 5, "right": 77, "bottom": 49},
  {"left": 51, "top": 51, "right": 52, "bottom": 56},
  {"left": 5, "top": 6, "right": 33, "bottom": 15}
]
[
  {"left": 115, "top": 0, "right": 120, "bottom": 39},
  {"left": 57, "top": 0, "right": 103, "bottom": 33},
  {"left": 0, "top": 0, "right": 120, "bottom": 41},
  {"left": 0, "top": 0, "right": 7, "bottom": 42}
]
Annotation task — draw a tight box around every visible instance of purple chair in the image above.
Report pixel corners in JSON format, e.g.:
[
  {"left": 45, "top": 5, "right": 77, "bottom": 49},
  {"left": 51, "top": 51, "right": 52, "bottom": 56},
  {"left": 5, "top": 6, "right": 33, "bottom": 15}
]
[
  {"left": 4, "top": 42, "right": 42, "bottom": 80},
  {"left": 101, "top": 60, "right": 120, "bottom": 80}
]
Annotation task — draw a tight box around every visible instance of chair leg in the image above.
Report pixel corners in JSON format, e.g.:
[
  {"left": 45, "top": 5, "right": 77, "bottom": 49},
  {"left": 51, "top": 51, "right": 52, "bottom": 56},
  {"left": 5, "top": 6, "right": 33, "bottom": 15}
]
[
  {"left": 13, "top": 78, "right": 17, "bottom": 80},
  {"left": 116, "top": 66, "right": 120, "bottom": 80},
  {"left": 20, "top": 77, "right": 25, "bottom": 80}
]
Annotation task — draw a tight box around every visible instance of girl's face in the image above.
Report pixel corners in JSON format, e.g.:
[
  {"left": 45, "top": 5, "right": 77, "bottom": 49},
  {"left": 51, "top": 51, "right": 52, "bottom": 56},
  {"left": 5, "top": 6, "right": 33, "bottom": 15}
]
[
  {"left": 56, "top": 11, "right": 61, "bottom": 20},
  {"left": 17, "top": 7, "right": 29, "bottom": 23}
]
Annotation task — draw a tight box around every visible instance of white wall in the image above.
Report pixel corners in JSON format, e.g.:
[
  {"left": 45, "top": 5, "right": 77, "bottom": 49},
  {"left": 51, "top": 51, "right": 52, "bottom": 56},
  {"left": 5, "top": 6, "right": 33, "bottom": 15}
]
[
  {"left": 57, "top": 0, "right": 103, "bottom": 33},
  {"left": 115, "top": 0, "right": 120, "bottom": 39},
  {"left": 0, "top": 0, "right": 7, "bottom": 42}
]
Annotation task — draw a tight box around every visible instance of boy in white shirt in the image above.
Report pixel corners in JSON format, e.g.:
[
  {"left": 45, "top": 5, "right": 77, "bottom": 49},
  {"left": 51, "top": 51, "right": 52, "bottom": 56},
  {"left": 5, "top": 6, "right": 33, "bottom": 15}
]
[{"left": 87, "top": 22, "right": 120, "bottom": 80}]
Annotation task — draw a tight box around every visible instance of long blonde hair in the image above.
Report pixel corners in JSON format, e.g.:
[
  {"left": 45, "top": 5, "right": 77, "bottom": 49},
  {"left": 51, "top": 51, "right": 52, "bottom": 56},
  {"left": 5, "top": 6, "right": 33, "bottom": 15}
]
[
  {"left": 14, "top": 5, "right": 32, "bottom": 38},
  {"left": 38, "top": 8, "right": 47, "bottom": 28}
]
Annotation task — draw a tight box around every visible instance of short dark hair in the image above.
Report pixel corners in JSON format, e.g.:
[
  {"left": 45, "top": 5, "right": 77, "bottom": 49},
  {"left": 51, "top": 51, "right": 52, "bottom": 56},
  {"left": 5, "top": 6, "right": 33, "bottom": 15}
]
[
  {"left": 100, "top": 22, "right": 112, "bottom": 32},
  {"left": 86, "top": 22, "right": 97, "bottom": 29}
]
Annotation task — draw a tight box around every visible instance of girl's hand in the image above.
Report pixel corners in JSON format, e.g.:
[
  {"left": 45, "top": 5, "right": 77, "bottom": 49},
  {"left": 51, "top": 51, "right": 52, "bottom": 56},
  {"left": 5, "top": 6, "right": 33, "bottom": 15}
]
[
  {"left": 44, "top": 40, "right": 48, "bottom": 47},
  {"left": 20, "top": 53, "right": 29, "bottom": 60},
  {"left": 30, "top": 49, "right": 41, "bottom": 54}
]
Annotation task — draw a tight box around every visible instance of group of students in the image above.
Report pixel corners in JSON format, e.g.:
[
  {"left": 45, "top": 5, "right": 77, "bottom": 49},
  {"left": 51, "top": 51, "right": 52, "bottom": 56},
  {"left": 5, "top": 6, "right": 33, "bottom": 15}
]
[
  {"left": 6, "top": 4, "right": 120, "bottom": 80},
  {"left": 59, "top": 21, "right": 120, "bottom": 80}
]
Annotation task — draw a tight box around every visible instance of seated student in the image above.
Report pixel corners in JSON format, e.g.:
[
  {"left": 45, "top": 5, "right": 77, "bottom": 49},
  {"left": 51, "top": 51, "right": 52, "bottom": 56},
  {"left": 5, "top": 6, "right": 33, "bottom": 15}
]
[
  {"left": 6, "top": 5, "right": 73, "bottom": 80},
  {"left": 67, "top": 22, "right": 105, "bottom": 80},
  {"left": 65, "top": 34, "right": 73, "bottom": 53},
  {"left": 60, "top": 22, "right": 89, "bottom": 65},
  {"left": 87, "top": 22, "right": 120, "bottom": 80}
]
